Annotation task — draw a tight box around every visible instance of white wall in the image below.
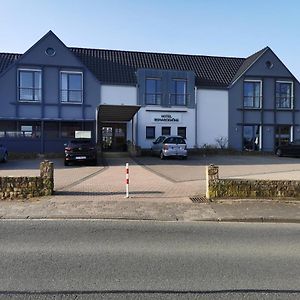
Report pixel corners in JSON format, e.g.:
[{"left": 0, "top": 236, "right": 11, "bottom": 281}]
[
  {"left": 197, "top": 89, "right": 228, "bottom": 147},
  {"left": 101, "top": 85, "right": 137, "bottom": 105},
  {"left": 137, "top": 108, "right": 196, "bottom": 149}
]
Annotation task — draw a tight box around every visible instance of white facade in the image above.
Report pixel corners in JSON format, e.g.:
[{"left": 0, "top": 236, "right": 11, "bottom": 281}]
[
  {"left": 197, "top": 89, "right": 228, "bottom": 147},
  {"left": 99, "top": 84, "right": 229, "bottom": 150},
  {"left": 137, "top": 107, "right": 196, "bottom": 149},
  {"left": 101, "top": 85, "right": 137, "bottom": 105}
]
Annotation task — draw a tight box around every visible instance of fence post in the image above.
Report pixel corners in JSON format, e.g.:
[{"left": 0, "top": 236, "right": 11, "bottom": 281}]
[
  {"left": 40, "top": 160, "right": 54, "bottom": 196},
  {"left": 206, "top": 164, "right": 219, "bottom": 200},
  {"left": 125, "top": 163, "right": 129, "bottom": 198}
]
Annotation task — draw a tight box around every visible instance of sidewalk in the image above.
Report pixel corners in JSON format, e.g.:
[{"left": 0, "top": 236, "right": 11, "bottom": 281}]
[{"left": 0, "top": 196, "right": 299, "bottom": 223}]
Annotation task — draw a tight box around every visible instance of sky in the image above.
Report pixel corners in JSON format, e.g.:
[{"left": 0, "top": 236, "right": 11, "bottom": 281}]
[{"left": 1, "top": 0, "right": 300, "bottom": 78}]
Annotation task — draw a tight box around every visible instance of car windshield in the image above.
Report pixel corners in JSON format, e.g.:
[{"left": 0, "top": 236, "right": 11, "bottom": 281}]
[{"left": 154, "top": 136, "right": 166, "bottom": 144}]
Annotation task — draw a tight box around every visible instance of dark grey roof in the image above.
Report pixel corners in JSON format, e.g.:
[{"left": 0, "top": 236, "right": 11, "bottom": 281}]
[
  {"left": 0, "top": 45, "right": 270, "bottom": 88},
  {"left": 230, "top": 47, "right": 268, "bottom": 85},
  {"left": 0, "top": 53, "right": 21, "bottom": 74},
  {"left": 69, "top": 48, "right": 245, "bottom": 87}
]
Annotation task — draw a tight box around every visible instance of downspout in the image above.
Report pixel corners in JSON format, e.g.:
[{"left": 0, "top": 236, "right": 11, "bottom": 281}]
[{"left": 194, "top": 87, "right": 198, "bottom": 148}]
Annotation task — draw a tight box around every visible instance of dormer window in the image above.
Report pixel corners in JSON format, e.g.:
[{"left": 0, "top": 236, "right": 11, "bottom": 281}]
[
  {"left": 18, "top": 69, "right": 42, "bottom": 102},
  {"left": 145, "top": 78, "right": 161, "bottom": 105},
  {"left": 171, "top": 79, "right": 187, "bottom": 106}
]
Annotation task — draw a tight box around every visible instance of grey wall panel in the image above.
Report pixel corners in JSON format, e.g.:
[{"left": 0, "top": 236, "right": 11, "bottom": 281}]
[
  {"left": 244, "top": 111, "right": 261, "bottom": 123},
  {"left": 0, "top": 68, "right": 17, "bottom": 117},
  {"left": 44, "top": 106, "right": 58, "bottom": 119},
  {"left": 19, "top": 105, "right": 42, "bottom": 118},
  {"left": 263, "top": 127, "right": 274, "bottom": 151},
  {"left": 276, "top": 112, "right": 293, "bottom": 124},
  {"left": 44, "top": 67, "right": 59, "bottom": 103},
  {"left": 60, "top": 106, "right": 82, "bottom": 120},
  {"left": 263, "top": 111, "right": 274, "bottom": 124},
  {"left": 262, "top": 78, "right": 274, "bottom": 109}
]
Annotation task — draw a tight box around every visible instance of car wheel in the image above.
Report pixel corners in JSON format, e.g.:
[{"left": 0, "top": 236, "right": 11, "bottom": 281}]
[
  {"left": 182, "top": 156, "right": 187, "bottom": 160},
  {"left": 2, "top": 152, "right": 8, "bottom": 163},
  {"left": 276, "top": 148, "right": 282, "bottom": 157},
  {"left": 91, "top": 159, "right": 97, "bottom": 166},
  {"left": 160, "top": 151, "right": 165, "bottom": 160},
  {"left": 64, "top": 160, "right": 69, "bottom": 166}
]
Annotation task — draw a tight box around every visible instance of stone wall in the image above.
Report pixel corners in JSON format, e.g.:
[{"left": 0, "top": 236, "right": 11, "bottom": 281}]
[
  {"left": 0, "top": 160, "right": 54, "bottom": 200},
  {"left": 206, "top": 164, "right": 300, "bottom": 200}
]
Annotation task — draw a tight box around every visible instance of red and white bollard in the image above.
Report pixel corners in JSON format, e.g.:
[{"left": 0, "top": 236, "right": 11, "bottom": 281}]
[{"left": 125, "top": 163, "right": 129, "bottom": 198}]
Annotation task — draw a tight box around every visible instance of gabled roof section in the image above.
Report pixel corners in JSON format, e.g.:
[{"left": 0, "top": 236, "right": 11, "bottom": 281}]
[
  {"left": 69, "top": 48, "right": 245, "bottom": 87},
  {"left": 230, "top": 47, "right": 268, "bottom": 86}
]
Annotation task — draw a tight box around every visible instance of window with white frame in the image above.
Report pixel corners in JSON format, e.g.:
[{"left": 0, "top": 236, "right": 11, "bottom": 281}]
[
  {"left": 18, "top": 69, "right": 42, "bottom": 101},
  {"left": 276, "top": 81, "right": 293, "bottom": 109},
  {"left": 60, "top": 71, "right": 83, "bottom": 103},
  {"left": 243, "top": 81, "right": 262, "bottom": 108}
]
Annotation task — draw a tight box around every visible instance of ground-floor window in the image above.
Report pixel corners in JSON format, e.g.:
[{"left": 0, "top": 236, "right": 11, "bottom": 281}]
[
  {"left": 146, "top": 126, "right": 155, "bottom": 139},
  {"left": 275, "top": 125, "right": 291, "bottom": 147},
  {"left": 177, "top": 127, "right": 186, "bottom": 139},
  {"left": 162, "top": 126, "right": 171, "bottom": 136},
  {"left": 61, "top": 122, "right": 82, "bottom": 138},
  {"left": 243, "top": 125, "right": 260, "bottom": 151}
]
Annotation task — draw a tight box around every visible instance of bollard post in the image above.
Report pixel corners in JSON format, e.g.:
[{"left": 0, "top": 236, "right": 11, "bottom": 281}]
[{"left": 125, "top": 163, "right": 129, "bottom": 198}]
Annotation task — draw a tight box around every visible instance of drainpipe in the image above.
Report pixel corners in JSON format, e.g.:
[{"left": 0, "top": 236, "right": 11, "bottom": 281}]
[
  {"left": 95, "top": 106, "right": 98, "bottom": 145},
  {"left": 194, "top": 87, "right": 198, "bottom": 148}
]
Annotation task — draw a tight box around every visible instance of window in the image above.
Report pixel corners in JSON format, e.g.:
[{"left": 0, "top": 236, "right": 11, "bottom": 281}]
[
  {"left": 18, "top": 69, "right": 41, "bottom": 101},
  {"left": 145, "top": 78, "right": 162, "bottom": 105},
  {"left": 146, "top": 126, "right": 155, "bottom": 139},
  {"left": 171, "top": 79, "right": 187, "bottom": 106},
  {"left": 162, "top": 127, "right": 171, "bottom": 136},
  {"left": 61, "top": 122, "right": 82, "bottom": 138},
  {"left": 177, "top": 127, "right": 186, "bottom": 139},
  {"left": 243, "top": 125, "right": 260, "bottom": 151},
  {"left": 243, "top": 81, "right": 261, "bottom": 108},
  {"left": 276, "top": 82, "right": 293, "bottom": 108},
  {"left": 19, "top": 122, "right": 41, "bottom": 138},
  {"left": 275, "top": 125, "right": 291, "bottom": 147},
  {"left": 61, "top": 72, "right": 83, "bottom": 103}
]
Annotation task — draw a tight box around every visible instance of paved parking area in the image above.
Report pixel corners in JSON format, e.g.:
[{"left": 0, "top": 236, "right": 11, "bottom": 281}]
[{"left": 1, "top": 154, "right": 300, "bottom": 203}]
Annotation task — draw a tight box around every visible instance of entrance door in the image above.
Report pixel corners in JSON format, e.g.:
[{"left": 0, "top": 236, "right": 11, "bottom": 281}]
[{"left": 101, "top": 124, "right": 127, "bottom": 151}]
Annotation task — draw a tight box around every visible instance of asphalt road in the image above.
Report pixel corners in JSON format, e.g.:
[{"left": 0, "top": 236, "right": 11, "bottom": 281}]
[{"left": 0, "top": 220, "right": 299, "bottom": 299}]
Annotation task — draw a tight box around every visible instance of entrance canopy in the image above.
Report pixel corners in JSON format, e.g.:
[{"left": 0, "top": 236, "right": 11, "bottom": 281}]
[{"left": 97, "top": 104, "right": 141, "bottom": 122}]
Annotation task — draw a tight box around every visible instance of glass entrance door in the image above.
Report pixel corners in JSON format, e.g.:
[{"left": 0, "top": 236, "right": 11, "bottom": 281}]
[{"left": 101, "top": 124, "right": 127, "bottom": 151}]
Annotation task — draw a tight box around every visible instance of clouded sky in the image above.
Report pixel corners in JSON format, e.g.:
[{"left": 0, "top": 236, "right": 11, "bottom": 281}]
[{"left": 1, "top": 0, "right": 300, "bottom": 78}]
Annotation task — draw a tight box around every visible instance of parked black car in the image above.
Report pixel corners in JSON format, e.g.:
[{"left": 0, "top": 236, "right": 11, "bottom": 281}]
[
  {"left": 275, "top": 140, "right": 300, "bottom": 157},
  {"left": 64, "top": 139, "right": 97, "bottom": 166},
  {"left": 0, "top": 144, "right": 8, "bottom": 163}
]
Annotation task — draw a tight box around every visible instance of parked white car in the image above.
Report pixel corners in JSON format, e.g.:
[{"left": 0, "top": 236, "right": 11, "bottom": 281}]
[{"left": 151, "top": 135, "right": 187, "bottom": 159}]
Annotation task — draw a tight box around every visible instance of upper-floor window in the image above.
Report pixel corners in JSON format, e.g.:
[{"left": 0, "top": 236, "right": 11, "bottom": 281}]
[
  {"left": 276, "top": 81, "right": 293, "bottom": 109},
  {"left": 171, "top": 79, "right": 187, "bottom": 106},
  {"left": 243, "top": 81, "right": 261, "bottom": 108},
  {"left": 61, "top": 71, "right": 83, "bottom": 103},
  {"left": 18, "top": 69, "right": 42, "bottom": 102},
  {"left": 145, "top": 78, "right": 161, "bottom": 105}
]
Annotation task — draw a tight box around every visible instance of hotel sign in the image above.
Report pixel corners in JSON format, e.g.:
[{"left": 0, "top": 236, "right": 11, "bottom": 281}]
[{"left": 151, "top": 113, "right": 182, "bottom": 124}]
